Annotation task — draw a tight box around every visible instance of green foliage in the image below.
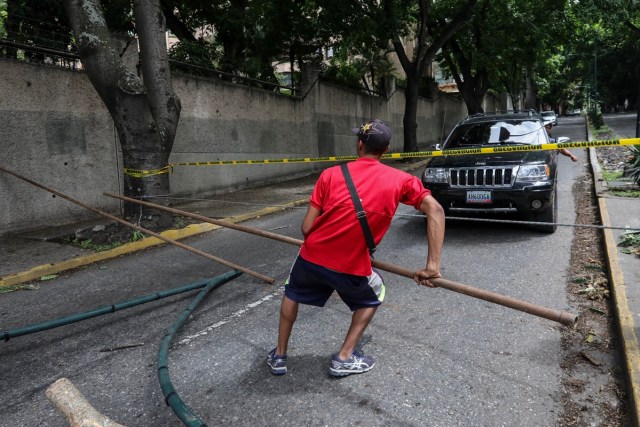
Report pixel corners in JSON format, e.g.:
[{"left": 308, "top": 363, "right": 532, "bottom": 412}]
[
  {"left": 619, "top": 231, "right": 640, "bottom": 255},
  {"left": 0, "top": 283, "right": 38, "bottom": 294},
  {"left": 437, "top": 0, "right": 553, "bottom": 112},
  {"left": 169, "top": 39, "right": 221, "bottom": 71},
  {"left": 321, "top": 39, "right": 397, "bottom": 95},
  {"left": 3, "top": 0, "right": 72, "bottom": 61},
  {"left": 631, "top": 145, "right": 640, "bottom": 186},
  {"left": 0, "top": 0, "right": 7, "bottom": 38},
  {"left": 172, "top": 217, "right": 187, "bottom": 229},
  {"left": 435, "top": 0, "right": 637, "bottom": 114},
  {"left": 323, "top": 55, "right": 366, "bottom": 89},
  {"left": 70, "top": 238, "right": 122, "bottom": 252},
  {"left": 131, "top": 230, "right": 145, "bottom": 242},
  {"left": 588, "top": 108, "right": 604, "bottom": 129},
  {"left": 543, "top": 0, "right": 639, "bottom": 112},
  {"left": 602, "top": 169, "right": 624, "bottom": 182},
  {"left": 610, "top": 189, "right": 640, "bottom": 198}
]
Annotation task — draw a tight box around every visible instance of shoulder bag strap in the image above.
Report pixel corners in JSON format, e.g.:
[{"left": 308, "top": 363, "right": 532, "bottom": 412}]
[{"left": 340, "top": 163, "right": 376, "bottom": 257}]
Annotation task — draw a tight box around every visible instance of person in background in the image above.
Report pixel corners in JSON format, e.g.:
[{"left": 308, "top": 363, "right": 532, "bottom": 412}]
[
  {"left": 267, "top": 119, "right": 445, "bottom": 377},
  {"left": 545, "top": 122, "right": 577, "bottom": 162}
]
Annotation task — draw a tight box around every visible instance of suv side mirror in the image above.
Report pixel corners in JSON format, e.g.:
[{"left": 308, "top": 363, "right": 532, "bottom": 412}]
[{"left": 556, "top": 136, "right": 571, "bottom": 143}]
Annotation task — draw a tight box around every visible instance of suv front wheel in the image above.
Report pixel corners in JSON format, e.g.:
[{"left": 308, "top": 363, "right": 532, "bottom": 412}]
[{"left": 532, "top": 187, "right": 558, "bottom": 233}]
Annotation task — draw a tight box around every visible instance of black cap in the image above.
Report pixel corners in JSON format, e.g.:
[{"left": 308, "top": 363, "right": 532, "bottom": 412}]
[{"left": 352, "top": 119, "right": 392, "bottom": 149}]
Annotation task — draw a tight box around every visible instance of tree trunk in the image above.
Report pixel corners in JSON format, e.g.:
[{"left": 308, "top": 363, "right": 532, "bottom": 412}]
[
  {"left": 459, "top": 84, "right": 485, "bottom": 115},
  {"left": 386, "top": 0, "right": 478, "bottom": 153},
  {"left": 403, "top": 75, "right": 420, "bottom": 152},
  {"left": 524, "top": 67, "right": 537, "bottom": 110},
  {"left": 63, "top": 0, "right": 180, "bottom": 229}
]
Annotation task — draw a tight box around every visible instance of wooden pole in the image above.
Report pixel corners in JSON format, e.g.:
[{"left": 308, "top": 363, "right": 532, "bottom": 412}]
[
  {"left": 0, "top": 165, "right": 274, "bottom": 283},
  {"left": 104, "top": 193, "right": 578, "bottom": 327}
]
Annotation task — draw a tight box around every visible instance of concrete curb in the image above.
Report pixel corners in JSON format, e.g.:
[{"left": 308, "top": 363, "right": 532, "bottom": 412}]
[
  {"left": 0, "top": 198, "right": 309, "bottom": 289},
  {"left": 589, "top": 146, "right": 640, "bottom": 426}
]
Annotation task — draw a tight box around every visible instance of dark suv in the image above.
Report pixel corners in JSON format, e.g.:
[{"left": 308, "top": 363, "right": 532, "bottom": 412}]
[{"left": 421, "top": 111, "right": 570, "bottom": 233}]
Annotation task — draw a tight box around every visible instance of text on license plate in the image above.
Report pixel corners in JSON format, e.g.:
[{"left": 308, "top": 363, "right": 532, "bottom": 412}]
[{"left": 466, "top": 190, "right": 492, "bottom": 204}]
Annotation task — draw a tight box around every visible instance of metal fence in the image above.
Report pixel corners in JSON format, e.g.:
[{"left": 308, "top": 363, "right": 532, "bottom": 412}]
[
  {"left": 0, "top": 38, "right": 403, "bottom": 99},
  {"left": 0, "top": 39, "right": 81, "bottom": 70}
]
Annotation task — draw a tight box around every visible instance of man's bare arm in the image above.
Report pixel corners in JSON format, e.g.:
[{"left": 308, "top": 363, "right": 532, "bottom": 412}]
[
  {"left": 414, "top": 195, "right": 445, "bottom": 287},
  {"left": 301, "top": 205, "right": 322, "bottom": 238}
]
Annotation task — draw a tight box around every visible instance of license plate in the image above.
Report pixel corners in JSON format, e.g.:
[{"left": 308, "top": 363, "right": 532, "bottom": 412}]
[{"left": 466, "top": 190, "right": 492, "bottom": 204}]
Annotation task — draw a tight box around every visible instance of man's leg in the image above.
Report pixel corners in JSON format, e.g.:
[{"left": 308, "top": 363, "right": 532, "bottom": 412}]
[
  {"left": 337, "top": 306, "right": 377, "bottom": 360},
  {"left": 276, "top": 294, "right": 299, "bottom": 356}
]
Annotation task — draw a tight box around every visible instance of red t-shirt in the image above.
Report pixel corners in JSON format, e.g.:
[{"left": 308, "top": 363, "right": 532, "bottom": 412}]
[{"left": 300, "top": 158, "right": 431, "bottom": 276}]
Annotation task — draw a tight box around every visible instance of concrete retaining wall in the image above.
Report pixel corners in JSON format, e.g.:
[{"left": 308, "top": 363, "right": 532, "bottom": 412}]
[{"left": 0, "top": 59, "right": 467, "bottom": 235}]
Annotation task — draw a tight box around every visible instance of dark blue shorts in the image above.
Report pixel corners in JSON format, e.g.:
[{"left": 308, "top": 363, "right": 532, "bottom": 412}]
[{"left": 284, "top": 255, "right": 385, "bottom": 311}]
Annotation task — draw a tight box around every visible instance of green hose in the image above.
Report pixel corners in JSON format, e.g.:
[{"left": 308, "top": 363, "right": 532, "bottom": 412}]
[
  {"left": 2, "top": 277, "right": 226, "bottom": 342},
  {"left": 157, "top": 269, "right": 242, "bottom": 427}
]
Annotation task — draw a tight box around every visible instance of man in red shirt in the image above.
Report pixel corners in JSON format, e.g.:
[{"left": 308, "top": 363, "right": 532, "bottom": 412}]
[{"left": 267, "top": 119, "right": 445, "bottom": 377}]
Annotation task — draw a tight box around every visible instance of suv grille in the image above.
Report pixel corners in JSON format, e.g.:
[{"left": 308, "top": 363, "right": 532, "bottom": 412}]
[{"left": 449, "top": 166, "right": 516, "bottom": 188}]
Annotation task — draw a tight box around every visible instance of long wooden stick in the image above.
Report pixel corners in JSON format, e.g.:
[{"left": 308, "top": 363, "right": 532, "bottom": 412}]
[
  {"left": 0, "top": 165, "right": 274, "bottom": 283},
  {"left": 104, "top": 192, "right": 578, "bottom": 327}
]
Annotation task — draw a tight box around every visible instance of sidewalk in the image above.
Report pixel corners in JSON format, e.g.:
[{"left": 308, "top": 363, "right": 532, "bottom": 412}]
[
  {"left": 1, "top": 154, "right": 639, "bottom": 423},
  {"left": 589, "top": 147, "right": 640, "bottom": 424}
]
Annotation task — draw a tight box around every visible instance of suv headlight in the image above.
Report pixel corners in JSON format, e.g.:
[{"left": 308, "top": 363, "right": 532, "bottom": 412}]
[
  {"left": 423, "top": 168, "right": 448, "bottom": 183},
  {"left": 516, "top": 164, "right": 550, "bottom": 182}
]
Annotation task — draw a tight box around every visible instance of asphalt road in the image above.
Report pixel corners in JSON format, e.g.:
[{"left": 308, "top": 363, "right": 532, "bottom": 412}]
[
  {"left": 603, "top": 111, "right": 638, "bottom": 138},
  {"left": 1, "top": 119, "right": 590, "bottom": 426}
]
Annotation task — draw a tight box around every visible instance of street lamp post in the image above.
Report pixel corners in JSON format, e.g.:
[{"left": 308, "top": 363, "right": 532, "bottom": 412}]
[
  {"left": 575, "top": 84, "right": 591, "bottom": 112},
  {"left": 593, "top": 40, "right": 598, "bottom": 114}
]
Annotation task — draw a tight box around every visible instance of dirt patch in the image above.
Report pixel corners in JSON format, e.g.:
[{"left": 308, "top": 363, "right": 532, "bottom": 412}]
[
  {"left": 60, "top": 215, "right": 198, "bottom": 251},
  {"left": 557, "top": 147, "right": 631, "bottom": 426}
]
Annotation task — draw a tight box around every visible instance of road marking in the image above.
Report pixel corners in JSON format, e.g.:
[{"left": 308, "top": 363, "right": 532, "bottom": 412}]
[{"left": 178, "top": 287, "right": 284, "bottom": 345}]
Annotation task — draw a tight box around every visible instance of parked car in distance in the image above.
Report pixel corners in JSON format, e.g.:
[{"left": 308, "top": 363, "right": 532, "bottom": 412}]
[
  {"left": 422, "top": 110, "right": 571, "bottom": 233},
  {"left": 540, "top": 110, "right": 558, "bottom": 125}
]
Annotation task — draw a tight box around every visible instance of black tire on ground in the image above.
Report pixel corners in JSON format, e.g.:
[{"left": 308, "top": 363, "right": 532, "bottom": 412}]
[{"left": 533, "top": 187, "right": 558, "bottom": 233}]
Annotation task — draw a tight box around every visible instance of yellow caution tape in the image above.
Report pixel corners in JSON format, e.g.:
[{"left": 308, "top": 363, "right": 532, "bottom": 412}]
[
  {"left": 123, "top": 166, "right": 172, "bottom": 177},
  {"left": 123, "top": 138, "right": 639, "bottom": 175},
  {"left": 169, "top": 156, "right": 357, "bottom": 167}
]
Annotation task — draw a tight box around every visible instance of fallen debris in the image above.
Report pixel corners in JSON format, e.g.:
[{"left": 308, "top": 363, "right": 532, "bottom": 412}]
[
  {"left": 46, "top": 378, "right": 126, "bottom": 427},
  {"left": 99, "top": 342, "right": 144, "bottom": 352},
  {"left": 580, "top": 351, "right": 603, "bottom": 366}
]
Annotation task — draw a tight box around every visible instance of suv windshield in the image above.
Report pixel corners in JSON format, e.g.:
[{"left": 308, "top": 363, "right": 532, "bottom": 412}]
[{"left": 443, "top": 119, "right": 547, "bottom": 149}]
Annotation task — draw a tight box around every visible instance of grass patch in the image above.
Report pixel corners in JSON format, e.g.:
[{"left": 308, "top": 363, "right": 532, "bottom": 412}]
[
  {"left": 68, "top": 238, "right": 123, "bottom": 252},
  {"left": 571, "top": 277, "right": 590, "bottom": 284},
  {"left": 609, "top": 189, "right": 640, "bottom": 198},
  {"left": 602, "top": 170, "right": 624, "bottom": 182},
  {"left": 131, "top": 230, "right": 145, "bottom": 241},
  {"left": 0, "top": 284, "right": 39, "bottom": 294},
  {"left": 585, "top": 263, "right": 604, "bottom": 271}
]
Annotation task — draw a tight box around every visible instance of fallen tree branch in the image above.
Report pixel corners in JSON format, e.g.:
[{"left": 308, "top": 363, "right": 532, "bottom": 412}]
[{"left": 46, "top": 378, "right": 126, "bottom": 427}]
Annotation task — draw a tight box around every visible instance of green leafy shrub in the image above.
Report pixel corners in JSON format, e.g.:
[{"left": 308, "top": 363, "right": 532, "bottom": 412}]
[
  {"left": 630, "top": 145, "right": 640, "bottom": 186},
  {"left": 588, "top": 108, "right": 604, "bottom": 129},
  {"left": 619, "top": 231, "right": 640, "bottom": 256},
  {"left": 322, "top": 58, "right": 366, "bottom": 90},
  {"left": 169, "top": 40, "right": 221, "bottom": 76}
]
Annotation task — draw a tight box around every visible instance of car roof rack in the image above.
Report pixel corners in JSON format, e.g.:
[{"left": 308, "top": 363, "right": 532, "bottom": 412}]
[
  {"left": 462, "top": 113, "right": 485, "bottom": 121},
  {"left": 460, "top": 109, "right": 541, "bottom": 124},
  {"left": 483, "top": 109, "right": 538, "bottom": 116}
]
